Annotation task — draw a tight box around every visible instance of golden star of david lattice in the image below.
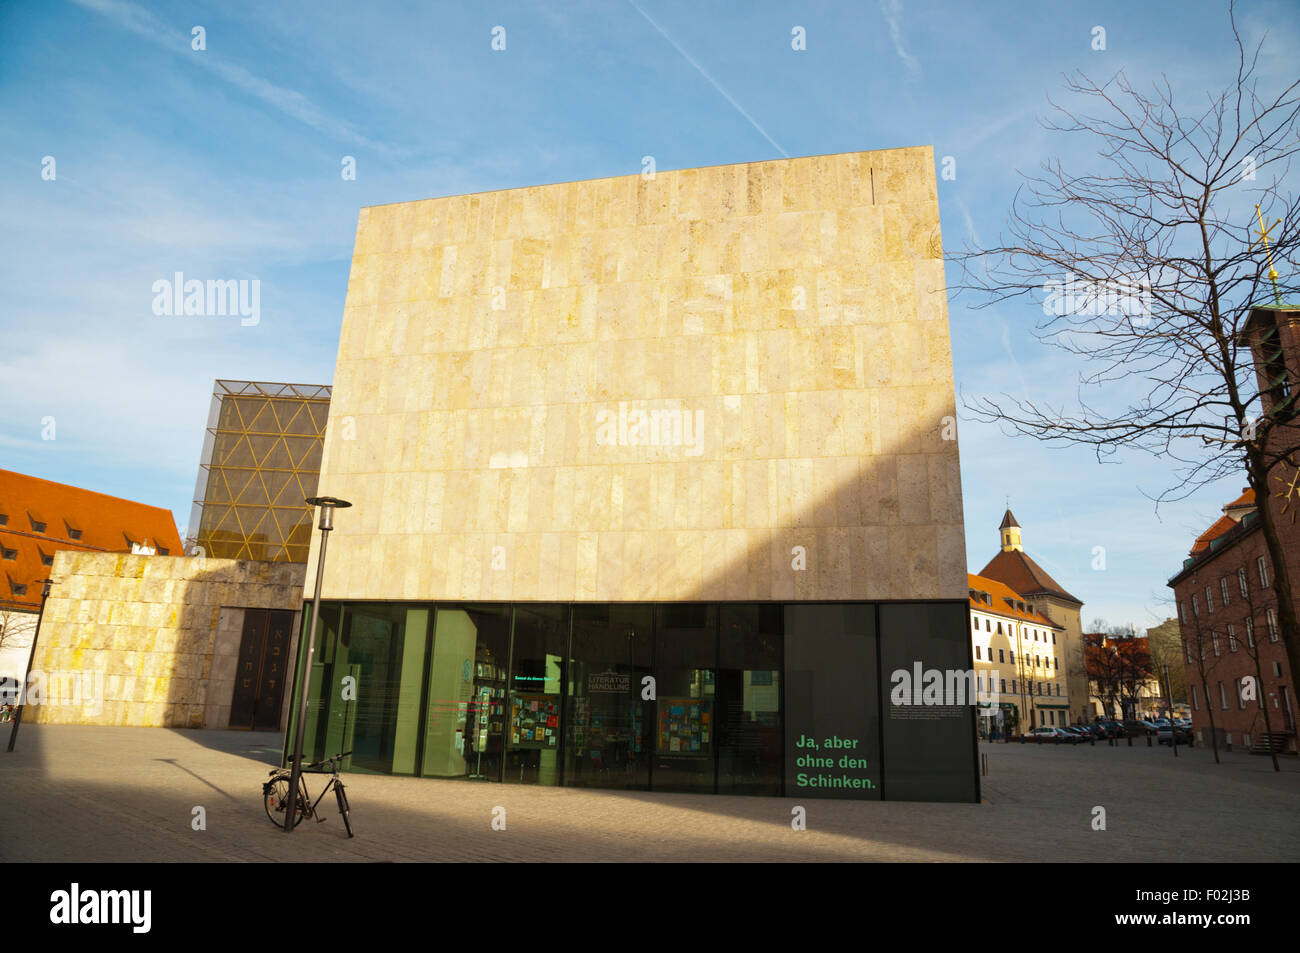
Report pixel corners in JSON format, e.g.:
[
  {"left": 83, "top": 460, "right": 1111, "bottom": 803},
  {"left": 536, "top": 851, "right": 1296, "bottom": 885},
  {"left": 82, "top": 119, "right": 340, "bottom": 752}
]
[{"left": 1273, "top": 457, "right": 1300, "bottom": 524}]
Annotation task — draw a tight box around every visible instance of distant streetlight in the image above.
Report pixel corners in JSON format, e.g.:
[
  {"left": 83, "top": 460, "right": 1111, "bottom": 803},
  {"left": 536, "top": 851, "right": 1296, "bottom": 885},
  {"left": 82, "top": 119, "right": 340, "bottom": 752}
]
[
  {"left": 7, "top": 578, "right": 56, "bottom": 753},
  {"left": 1162, "top": 662, "right": 1178, "bottom": 759},
  {"left": 283, "top": 496, "right": 351, "bottom": 833}
]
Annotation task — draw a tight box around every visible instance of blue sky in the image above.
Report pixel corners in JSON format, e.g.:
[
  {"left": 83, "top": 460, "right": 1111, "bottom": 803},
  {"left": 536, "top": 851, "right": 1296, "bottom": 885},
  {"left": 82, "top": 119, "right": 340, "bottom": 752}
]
[{"left": 2, "top": 0, "right": 1297, "bottom": 628}]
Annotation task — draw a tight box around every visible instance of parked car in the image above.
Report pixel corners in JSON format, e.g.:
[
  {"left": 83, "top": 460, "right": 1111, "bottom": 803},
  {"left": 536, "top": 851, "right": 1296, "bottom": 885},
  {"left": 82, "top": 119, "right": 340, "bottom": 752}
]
[
  {"left": 1157, "top": 722, "right": 1193, "bottom": 745},
  {"left": 1093, "top": 720, "right": 1123, "bottom": 738},
  {"left": 1062, "top": 726, "right": 1092, "bottom": 742},
  {"left": 1029, "top": 726, "right": 1079, "bottom": 744},
  {"left": 1121, "top": 719, "right": 1158, "bottom": 737}
]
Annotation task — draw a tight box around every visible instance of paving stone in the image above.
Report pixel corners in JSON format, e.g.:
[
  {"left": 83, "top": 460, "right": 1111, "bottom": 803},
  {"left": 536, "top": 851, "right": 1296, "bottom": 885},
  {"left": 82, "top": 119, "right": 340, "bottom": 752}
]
[{"left": 1, "top": 727, "right": 1296, "bottom": 862}]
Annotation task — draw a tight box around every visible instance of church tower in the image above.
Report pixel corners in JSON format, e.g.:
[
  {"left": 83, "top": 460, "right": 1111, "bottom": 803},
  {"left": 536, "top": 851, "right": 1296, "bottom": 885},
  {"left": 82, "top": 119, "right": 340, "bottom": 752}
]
[{"left": 1000, "top": 509, "right": 1023, "bottom": 552}]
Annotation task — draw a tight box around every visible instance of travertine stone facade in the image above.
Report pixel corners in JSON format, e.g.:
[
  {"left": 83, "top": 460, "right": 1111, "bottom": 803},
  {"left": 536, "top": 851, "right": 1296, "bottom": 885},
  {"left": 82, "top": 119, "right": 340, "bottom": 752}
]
[
  {"left": 310, "top": 147, "right": 965, "bottom": 602},
  {"left": 29, "top": 551, "right": 304, "bottom": 728}
]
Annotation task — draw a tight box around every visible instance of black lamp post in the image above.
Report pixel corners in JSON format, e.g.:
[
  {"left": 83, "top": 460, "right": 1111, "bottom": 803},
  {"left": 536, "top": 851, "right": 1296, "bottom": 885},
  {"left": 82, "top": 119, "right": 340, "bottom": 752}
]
[
  {"left": 7, "top": 578, "right": 55, "bottom": 753},
  {"left": 1162, "top": 663, "right": 1178, "bottom": 759},
  {"left": 284, "top": 496, "right": 351, "bottom": 833}
]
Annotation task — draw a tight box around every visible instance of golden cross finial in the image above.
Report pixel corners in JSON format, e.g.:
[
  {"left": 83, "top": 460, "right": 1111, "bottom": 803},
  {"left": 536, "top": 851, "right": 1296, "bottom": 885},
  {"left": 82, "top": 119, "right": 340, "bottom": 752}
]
[{"left": 1253, "top": 204, "right": 1283, "bottom": 305}]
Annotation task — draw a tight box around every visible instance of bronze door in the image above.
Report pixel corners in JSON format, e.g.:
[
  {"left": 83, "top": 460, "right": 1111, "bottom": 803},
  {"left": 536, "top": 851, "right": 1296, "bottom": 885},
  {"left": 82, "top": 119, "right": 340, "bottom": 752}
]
[{"left": 230, "top": 609, "right": 294, "bottom": 730}]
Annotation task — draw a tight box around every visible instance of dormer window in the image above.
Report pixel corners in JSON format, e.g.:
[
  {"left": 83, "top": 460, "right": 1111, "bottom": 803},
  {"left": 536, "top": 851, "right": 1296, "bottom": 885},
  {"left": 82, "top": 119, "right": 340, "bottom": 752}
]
[
  {"left": 28, "top": 509, "right": 46, "bottom": 533},
  {"left": 65, "top": 517, "right": 82, "bottom": 541}
]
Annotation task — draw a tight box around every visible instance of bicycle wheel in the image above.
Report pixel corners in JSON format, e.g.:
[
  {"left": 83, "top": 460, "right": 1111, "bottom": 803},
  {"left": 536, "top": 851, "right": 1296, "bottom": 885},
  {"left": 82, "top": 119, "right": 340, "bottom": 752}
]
[
  {"left": 264, "top": 777, "right": 306, "bottom": 829},
  {"left": 334, "top": 782, "right": 354, "bottom": 838}
]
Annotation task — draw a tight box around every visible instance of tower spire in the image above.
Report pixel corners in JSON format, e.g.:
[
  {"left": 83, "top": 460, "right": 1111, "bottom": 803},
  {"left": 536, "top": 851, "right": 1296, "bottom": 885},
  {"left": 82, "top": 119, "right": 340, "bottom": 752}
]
[{"left": 999, "top": 509, "right": 1023, "bottom": 552}]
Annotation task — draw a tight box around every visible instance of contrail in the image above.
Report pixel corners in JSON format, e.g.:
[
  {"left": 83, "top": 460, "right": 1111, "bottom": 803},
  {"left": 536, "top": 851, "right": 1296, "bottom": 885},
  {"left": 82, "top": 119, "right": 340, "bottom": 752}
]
[{"left": 626, "top": 0, "right": 789, "bottom": 158}]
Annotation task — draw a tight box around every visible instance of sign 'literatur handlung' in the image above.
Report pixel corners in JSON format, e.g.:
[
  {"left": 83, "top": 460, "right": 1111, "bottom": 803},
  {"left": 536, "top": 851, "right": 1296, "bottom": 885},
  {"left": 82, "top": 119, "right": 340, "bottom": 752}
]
[{"left": 587, "top": 670, "right": 630, "bottom": 693}]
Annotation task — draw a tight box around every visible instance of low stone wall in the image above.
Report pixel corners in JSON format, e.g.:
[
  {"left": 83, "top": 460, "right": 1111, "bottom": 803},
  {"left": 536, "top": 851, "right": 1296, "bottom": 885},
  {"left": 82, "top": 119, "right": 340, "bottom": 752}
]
[{"left": 29, "top": 552, "right": 305, "bottom": 728}]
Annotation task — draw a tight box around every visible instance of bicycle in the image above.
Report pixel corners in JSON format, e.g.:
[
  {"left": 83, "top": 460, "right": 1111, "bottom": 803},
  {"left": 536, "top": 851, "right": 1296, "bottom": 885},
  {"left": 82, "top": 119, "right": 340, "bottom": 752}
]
[{"left": 263, "top": 750, "right": 354, "bottom": 837}]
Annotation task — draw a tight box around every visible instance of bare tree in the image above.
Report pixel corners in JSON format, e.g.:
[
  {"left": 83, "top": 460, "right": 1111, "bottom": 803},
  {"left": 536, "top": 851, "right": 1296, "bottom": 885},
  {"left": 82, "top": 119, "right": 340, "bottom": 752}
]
[
  {"left": 1234, "top": 565, "right": 1283, "bottom": 770},
  {"left": 1084, "top": 626, "right": 1124, "bottom": 718},
  {"left": 1183, "top": 606, "right": 1228, "bottom": 763},
  {"left": 955, "top": 4, "right": 1300, "bottom": 703},
  {"left": 1147, "top": 619, "right": 1188, "bottom": 703}
]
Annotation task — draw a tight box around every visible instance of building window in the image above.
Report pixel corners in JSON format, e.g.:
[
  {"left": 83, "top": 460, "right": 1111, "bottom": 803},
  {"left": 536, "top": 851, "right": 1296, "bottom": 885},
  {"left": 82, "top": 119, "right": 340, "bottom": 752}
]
[
  {"left": 1051, "top": 632, "right": 1056, "bottom": 644},
  {"left": 0, "top": 513, "right": 7, "bottom": 525},
  {"left": 0, "top": 548, "right": 15, "bottom": 561},
  {"left": 1000, "top": 679, "right": 1006, "bottom": 693},
  {"left": 1237, "top": 680, "right": 1248, "bottom": 709},
  {"left": 1218, "top": 682, "right": 1229, "bottom": 711},
  {"left": 1212, "top": 631, "right": 1220, "bottom": 656},
  {"left": 1246, "top": 617, "right": 1256, "bottom": 647},
  {"left": 1185, "top": 641, "right": 1193, "bottom": 663},
  {"left": 1009, "top": 651, "right": 1015, "bottom": 664},
  {"left": 972, "top": 617, "right": 978, "bottom": 632},
  {"left": 1192, "top": 685, "right": 1199, "bottom": 710},
  {"left": 1258, "top": 556, "right": 1269, "bottom": 588},
  {"left": 1227, "top": 624, "right": 1237, "bottom": 652},
  {"left": 1011, "top": 680, "right": 1017, "bottom": 694},
  {"left": 11, "top": 582, "right": 27, "bottom": 596},
  {"left": 1179, "top": 601, "right": 1186, "bottom": 623},
  {"left": 1267, "top": 608, "right": 1279, "bottom": 641},
  {"left": 68, "top": 527, "right": 82, "bottom": 540},
  {"left": 40, "top": 552, "right": 54, "bottom": 567},
  {"left": 1238, "top": 568, "right": 1248, "bottom": 597},
  {"left": 996, "top": 621, "right": 1002, "bottom": 635},
  {"left": 1205, "top": 586, "right": 1214, "bottom": 613},
  {"left": 975, "top": 645, "right": 981, "bottom": 660},
  {"left": 998, "top": 649, "right": 1005, "bottom": 663},
  {"left": 31, "top": 520, "right": 46, "bottom": 533},
  {"left": 1192, "top": 595, "right": 1199, "bottom": 618},
  {"left": 1220, "top": 577, "right": 1230, "bottom": 606}
]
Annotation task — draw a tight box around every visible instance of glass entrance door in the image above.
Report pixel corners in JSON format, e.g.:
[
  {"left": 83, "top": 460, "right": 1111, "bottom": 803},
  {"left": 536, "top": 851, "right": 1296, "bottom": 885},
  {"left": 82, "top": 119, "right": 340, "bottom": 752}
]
[{"left": 564, "top": 605, "right": 653, "bottom": 789}]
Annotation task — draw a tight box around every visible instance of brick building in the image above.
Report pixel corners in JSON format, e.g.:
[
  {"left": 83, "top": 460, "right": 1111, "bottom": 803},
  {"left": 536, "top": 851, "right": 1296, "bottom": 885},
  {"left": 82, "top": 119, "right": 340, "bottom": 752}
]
[
  {"left": 1169, "top": 488, "right": 1297, "bottom": 752},
  {"left": 1167, "top": 303, "right": 1300, "bottom": 754}
]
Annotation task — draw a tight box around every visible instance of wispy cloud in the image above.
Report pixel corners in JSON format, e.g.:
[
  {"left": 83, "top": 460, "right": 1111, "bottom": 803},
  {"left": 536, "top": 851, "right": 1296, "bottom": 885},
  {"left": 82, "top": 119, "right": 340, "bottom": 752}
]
[
  {"left": 878, "top": 0, "right": 921, "bottom": 75},
  {"left": 626, "top": 0, "right": 789, "bottom": 157},
  {"left": 69, "top": 0, "right": 394, "bottom": 156}
]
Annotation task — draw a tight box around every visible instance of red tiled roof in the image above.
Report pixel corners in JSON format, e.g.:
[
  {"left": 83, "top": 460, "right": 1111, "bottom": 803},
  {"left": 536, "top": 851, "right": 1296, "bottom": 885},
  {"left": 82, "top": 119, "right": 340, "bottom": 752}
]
[
  {"left": 0, "top": 469, "right": 181, "bottom": 611},
  {"left": 967, "top": 572, "right": 1063, "bottom": 627},
  {"left": 1226, "top": 488, "right": 1255, "bottom": 509},
  {"left": 1189, "top": 514, "right": 1238, "bottom": 555},
  {"left": 978, "top": 549, "right": 1081, "bottom": 605}
]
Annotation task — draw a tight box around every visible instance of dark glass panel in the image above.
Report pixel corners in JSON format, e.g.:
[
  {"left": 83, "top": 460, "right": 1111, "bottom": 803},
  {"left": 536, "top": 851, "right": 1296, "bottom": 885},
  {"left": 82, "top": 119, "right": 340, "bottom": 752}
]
[
  {"left": 504, "top": 605, "right": 568, "bottom": 785},
  {"left": 717, "top": 604, "right": 782, "bottom": 795},
  {"left": 783, "top": 604, "right": 880, "bottom": 800},
  {"left": 652, "top": 604, "right": 717, "bottom": 793},
  {"left": 564, "top": 604, "right": 653, "bottom": 790},
  {"left": 878, "top": 603, "right": 978, "bottom": 802}
]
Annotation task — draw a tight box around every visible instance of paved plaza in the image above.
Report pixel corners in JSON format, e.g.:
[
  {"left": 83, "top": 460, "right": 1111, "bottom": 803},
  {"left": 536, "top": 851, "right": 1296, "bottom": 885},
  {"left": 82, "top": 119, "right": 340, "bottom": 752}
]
[{"left": 2, "top": 726, "right": 1297, "bottom": 862}]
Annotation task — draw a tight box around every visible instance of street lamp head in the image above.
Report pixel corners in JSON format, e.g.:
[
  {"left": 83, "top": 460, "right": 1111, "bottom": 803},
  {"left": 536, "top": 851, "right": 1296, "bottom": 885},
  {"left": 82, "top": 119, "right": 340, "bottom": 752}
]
[
  {"left": 40, "top": 579, "right": 54, "bottom": 599},
  {"left": 305, "top": 496, "right": 352, "bottom": 532}
]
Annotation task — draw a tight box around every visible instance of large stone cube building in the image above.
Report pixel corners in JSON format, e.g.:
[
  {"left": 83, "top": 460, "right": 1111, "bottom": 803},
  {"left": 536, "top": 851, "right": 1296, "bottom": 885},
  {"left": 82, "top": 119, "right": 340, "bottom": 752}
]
[{"left": 290, "top": 148, "right": 976, "bottom": 800}]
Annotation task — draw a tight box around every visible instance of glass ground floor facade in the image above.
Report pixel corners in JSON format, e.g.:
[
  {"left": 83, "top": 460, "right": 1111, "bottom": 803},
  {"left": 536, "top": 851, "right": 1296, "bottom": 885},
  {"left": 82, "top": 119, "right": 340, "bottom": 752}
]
[{"left": 285, "top": 600, "right": 978, "bottom": 802}]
